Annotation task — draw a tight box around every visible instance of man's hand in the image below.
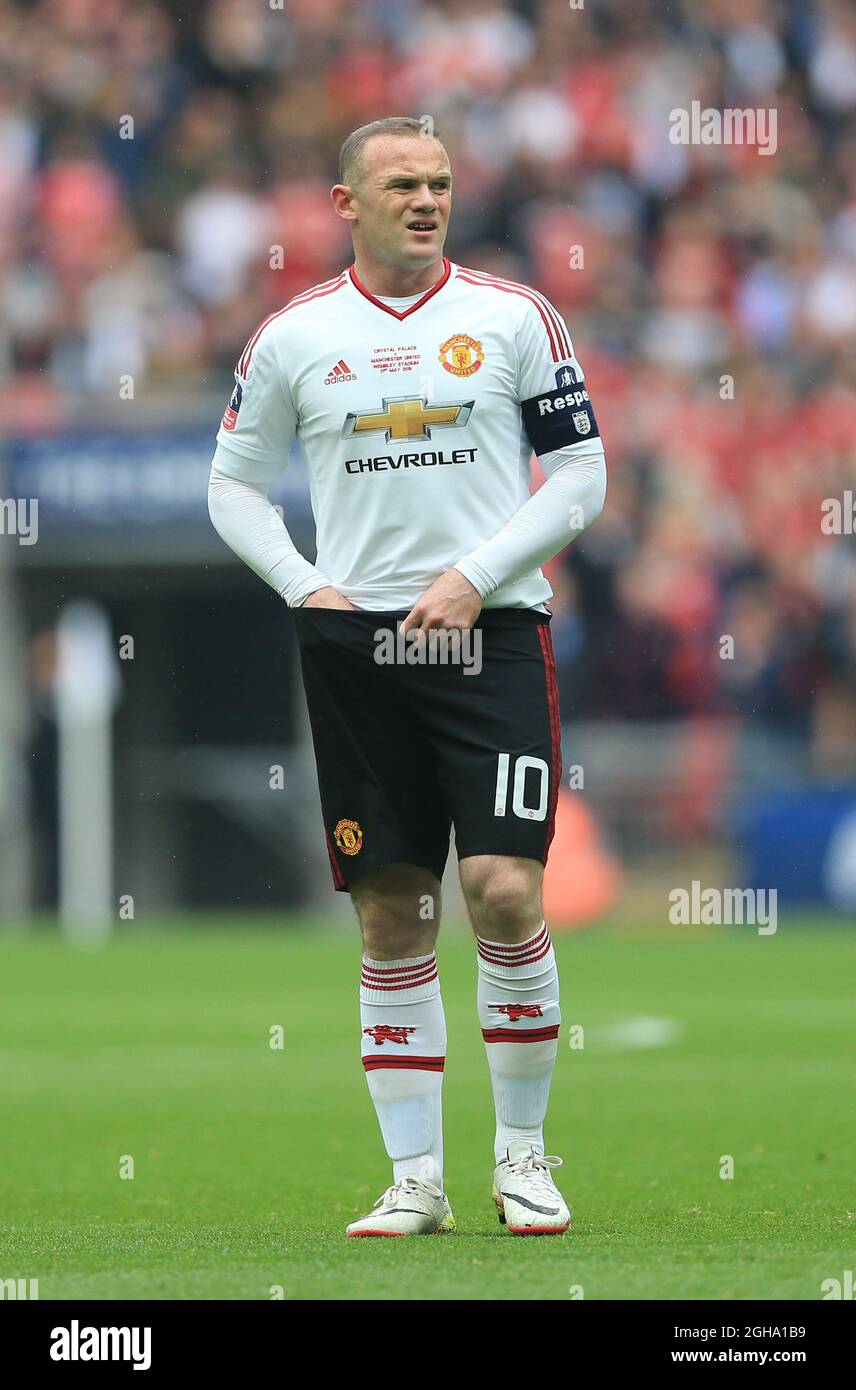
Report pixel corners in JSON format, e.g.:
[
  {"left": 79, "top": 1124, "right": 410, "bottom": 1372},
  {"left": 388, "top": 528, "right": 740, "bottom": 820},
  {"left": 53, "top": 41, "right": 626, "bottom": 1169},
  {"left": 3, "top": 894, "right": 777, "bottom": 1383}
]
[
  {"left": 301, "top": 586, "right": 359, "bottom": 611},
  {"left": 400, "top": 569, "right": 482, "bottom": 636}
]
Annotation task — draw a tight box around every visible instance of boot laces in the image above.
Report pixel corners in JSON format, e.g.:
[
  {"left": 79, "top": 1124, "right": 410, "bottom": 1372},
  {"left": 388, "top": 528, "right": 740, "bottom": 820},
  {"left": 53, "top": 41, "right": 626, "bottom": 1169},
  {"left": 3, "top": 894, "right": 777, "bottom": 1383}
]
[
  {"left": 375, "top": 1175, "right": 444, "bottom": 1209},
  {"left": 505, "top": 1150, "right": 563, "bottom": 1194}
]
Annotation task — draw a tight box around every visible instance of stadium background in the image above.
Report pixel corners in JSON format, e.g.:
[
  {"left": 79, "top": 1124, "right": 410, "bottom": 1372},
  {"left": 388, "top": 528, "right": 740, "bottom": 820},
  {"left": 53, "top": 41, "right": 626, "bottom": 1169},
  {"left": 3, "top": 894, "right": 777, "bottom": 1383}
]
[{"left": 0, "top": 0, "right": 855, "bottom": 1302}]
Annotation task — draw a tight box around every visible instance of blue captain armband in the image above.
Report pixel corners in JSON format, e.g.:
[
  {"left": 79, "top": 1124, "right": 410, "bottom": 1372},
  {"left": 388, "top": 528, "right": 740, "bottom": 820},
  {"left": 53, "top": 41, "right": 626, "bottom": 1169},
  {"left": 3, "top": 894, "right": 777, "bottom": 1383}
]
[{"left": 521, "top": 383, "right": 600, "bottom": 456}]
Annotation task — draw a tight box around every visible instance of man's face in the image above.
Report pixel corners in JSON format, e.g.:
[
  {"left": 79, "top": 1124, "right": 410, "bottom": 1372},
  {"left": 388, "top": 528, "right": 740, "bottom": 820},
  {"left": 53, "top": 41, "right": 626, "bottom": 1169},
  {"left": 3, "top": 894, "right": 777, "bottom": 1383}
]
[{"left": 343, "top": 135, "right": 452, "bottom": 270}]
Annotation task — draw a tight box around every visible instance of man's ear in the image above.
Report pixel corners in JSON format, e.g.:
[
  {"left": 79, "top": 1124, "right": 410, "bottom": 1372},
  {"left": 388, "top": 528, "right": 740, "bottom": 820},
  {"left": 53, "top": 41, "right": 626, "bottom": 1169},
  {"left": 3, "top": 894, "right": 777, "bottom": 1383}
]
[{"left": 331, "top": 184, "right": 358, "bottom": 222}]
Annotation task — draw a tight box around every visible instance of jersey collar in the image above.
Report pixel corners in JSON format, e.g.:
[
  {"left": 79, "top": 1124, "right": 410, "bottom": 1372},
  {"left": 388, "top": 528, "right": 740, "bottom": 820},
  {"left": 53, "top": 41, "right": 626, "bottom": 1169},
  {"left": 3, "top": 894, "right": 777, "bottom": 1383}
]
[{"left": 347, "top": 257, "right": 452, "bottom": 320}]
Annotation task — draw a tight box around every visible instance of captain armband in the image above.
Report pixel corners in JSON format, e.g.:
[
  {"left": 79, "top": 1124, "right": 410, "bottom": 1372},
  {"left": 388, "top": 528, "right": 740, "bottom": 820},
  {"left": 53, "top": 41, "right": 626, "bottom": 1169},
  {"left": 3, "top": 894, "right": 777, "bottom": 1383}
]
[{"left": 521, "top": 383, "right": 600, "bottom": 457}]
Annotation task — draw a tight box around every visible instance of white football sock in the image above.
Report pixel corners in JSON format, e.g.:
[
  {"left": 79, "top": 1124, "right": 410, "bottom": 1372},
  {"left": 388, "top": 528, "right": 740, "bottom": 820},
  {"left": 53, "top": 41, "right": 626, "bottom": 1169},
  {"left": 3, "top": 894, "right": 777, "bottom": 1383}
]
[
  {"left": 477, "top": 921, "right": 561, "bottom": 1163},
  {"left": 360, "top": 952, "right": 446, "bottom": 1188}
]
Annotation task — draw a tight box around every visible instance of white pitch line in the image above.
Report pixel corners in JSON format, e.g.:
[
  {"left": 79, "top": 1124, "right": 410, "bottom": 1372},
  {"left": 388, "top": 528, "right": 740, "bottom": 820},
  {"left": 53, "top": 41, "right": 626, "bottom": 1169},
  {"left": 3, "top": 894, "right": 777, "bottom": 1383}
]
[{"left": 586, "top": 1016, "right": 683, "bottom": 1053}]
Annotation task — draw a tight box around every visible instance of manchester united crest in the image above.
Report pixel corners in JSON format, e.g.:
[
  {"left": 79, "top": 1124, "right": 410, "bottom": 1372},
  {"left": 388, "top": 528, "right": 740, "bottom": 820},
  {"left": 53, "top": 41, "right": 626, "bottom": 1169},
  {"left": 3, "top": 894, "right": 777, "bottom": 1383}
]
[
  {"left": 438, "top": 333, "right": 484, "bottom": 377},
  {"left": 334, "top": 818, "right": 363, "bottom": 855}
]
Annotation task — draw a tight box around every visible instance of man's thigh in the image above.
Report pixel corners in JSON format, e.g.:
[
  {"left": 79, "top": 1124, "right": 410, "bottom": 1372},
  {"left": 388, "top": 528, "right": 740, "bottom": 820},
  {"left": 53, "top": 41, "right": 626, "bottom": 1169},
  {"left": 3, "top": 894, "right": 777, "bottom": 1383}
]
[
  {"left": 410, "top": 610, "right": 562, "bottom": 870},
  {"left": 292, "top": 607, "right": 453, "bottom": 892}
]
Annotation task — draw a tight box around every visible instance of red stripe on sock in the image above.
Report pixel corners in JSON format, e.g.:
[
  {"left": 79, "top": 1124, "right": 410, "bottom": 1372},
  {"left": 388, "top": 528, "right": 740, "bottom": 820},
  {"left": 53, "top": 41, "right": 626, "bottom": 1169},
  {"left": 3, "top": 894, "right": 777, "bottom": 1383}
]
[
  {"left": 477, "top": 939, "right": 552, "bottom": 969},
  {"left": 361, "top": 968, "right": 438, "bottom": 992},
  {"left": 481, "top": 1025, "right": 560, "bottom": 1043},
  {"left": 476, "top": 925, "right": 547, "bottom": 957},
  {"left": 361, "top": 958, "right": 436, "bottom": 979},
  {"left": 362, "top": 1056, "right": 445, "bottom": 1071}
]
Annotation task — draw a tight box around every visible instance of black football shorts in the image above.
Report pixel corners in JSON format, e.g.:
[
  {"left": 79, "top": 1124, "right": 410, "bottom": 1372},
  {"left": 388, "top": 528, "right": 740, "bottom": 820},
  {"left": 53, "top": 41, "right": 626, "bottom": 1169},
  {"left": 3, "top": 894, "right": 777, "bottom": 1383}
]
[{"left": 291, "top": 606, "right": 562, "bottom": 892}]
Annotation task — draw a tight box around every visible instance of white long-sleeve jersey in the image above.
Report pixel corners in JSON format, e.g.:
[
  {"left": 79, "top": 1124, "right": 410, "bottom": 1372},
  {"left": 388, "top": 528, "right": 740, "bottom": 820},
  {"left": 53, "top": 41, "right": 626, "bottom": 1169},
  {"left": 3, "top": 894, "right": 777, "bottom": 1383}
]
[{"left": 208, "top": 258, "right": 606, "bottom": 610}]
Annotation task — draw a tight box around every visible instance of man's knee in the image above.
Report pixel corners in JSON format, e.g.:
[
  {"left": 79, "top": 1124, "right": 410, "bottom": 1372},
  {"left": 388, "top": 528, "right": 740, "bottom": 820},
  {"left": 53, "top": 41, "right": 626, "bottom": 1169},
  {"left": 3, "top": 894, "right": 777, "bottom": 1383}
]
[
  {"left": 460, "top": 856, "right": 543, "bottom": 939},
  {"left": 351, "top": 862, "right": 441, "bottom": 958}
]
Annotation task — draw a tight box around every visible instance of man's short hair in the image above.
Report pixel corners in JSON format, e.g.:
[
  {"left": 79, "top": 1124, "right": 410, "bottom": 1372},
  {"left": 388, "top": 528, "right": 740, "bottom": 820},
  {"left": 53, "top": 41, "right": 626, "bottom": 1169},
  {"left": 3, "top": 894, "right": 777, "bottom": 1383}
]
[{"left": 338, "top": 116, "right": 446, "bottom": 187}]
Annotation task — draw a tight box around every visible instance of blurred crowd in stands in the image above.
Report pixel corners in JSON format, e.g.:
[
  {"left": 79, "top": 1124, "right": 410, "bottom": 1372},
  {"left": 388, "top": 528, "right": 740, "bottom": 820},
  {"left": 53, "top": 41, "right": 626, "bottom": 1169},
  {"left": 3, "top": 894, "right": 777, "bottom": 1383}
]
[{"left": 2, "top": 0, "right": 856, "bottom": 753}]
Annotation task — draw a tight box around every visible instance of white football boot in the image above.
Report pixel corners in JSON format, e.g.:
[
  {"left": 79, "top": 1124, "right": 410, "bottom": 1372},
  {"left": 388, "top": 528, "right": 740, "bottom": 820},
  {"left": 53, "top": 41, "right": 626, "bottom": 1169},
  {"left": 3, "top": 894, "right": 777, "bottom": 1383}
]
[
  {"left": 346, "top": 1176, "right": 456, "bottom": 1237},
  {"left": 492, "top": 1141, "right": 572, "bottom": 1235}
]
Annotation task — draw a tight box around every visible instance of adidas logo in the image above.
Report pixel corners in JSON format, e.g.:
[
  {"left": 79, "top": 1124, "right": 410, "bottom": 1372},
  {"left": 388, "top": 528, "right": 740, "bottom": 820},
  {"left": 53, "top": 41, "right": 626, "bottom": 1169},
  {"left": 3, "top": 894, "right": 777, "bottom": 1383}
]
[{"left": 324, "top": 358, "right": 357, "bottom": 385}]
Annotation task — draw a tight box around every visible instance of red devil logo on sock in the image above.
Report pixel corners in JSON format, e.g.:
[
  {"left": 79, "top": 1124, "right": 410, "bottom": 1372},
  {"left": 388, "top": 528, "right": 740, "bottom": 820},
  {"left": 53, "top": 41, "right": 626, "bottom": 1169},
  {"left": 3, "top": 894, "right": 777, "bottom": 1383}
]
[
  {"left": 494, "top": 1004, "right": 544, "bottom": 1022},
  {"left": 362, "top": 1025, "right": 416, "bottom": 1046}
]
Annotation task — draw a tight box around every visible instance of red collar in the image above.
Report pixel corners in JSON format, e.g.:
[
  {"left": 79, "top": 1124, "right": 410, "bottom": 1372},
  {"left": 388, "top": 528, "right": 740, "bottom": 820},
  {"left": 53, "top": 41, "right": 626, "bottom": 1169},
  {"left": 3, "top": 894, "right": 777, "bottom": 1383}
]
[{"left": 348, "top": 257, "right": 452, "bottom": 320}]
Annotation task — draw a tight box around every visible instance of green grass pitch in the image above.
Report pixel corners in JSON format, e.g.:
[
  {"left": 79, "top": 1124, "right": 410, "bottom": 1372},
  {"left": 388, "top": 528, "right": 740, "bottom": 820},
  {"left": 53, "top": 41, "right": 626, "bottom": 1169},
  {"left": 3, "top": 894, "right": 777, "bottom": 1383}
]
[{"left": 0, "top": 913, "right": 853, "bottom": 1300}]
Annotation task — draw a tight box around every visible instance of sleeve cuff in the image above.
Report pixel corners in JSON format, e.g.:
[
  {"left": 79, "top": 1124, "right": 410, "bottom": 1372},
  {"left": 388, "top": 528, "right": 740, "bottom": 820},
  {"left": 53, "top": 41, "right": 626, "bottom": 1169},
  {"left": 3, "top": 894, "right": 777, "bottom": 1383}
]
[
  {"left": 269, "top": 560, "right": 330, "bottom": 609},
  {"left": 453, "top": 558, "right": 497, "bottom": 601}
]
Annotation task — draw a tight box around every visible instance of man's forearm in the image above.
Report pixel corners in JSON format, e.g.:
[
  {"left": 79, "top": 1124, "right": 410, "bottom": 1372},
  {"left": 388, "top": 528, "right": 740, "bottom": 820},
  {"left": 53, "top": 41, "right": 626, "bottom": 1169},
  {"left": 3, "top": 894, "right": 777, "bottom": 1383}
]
[
  {"left": 453, "top": 443, "right": 606, "bottom": 599},
  {"left": 207, "top": 465, "right": 330, "bottom": 608}
]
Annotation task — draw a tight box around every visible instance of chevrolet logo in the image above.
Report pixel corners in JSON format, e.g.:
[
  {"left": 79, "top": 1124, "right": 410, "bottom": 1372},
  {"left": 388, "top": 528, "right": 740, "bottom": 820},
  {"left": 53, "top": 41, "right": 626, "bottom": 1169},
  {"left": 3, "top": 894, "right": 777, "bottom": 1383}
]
[{"left": 342, "top": 395, "right": 474, "bottom": 443}]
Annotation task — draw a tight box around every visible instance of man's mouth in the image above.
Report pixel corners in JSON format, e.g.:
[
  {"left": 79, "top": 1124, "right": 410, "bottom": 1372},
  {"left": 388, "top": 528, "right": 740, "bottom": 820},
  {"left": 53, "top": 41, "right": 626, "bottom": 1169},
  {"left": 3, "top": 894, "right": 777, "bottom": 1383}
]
[{"left": 407, "top": 221, "right": 437, "bottom": 232}]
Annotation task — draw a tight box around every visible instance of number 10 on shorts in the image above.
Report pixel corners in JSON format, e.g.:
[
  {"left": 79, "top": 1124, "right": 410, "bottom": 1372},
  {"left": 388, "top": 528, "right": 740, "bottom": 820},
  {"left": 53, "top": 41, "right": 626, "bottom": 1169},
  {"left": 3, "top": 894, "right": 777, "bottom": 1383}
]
[{"left": 494, "top": 753, "right": 549, "bottom": 821}]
